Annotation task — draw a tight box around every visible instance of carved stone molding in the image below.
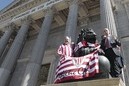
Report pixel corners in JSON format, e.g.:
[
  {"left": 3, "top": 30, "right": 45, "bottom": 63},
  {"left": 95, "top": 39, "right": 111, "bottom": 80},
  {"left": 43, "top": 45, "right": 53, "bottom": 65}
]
[
  {"left": 0, "top": 0, "right": 100, "bottom": 30},
  {"left": 0, "top": 0, "right": 46, "bottom": 22},
  {"left": 21, "top": 16, "right": 32, "bottom": 24},
  {"left": 65, "top": 0, "right": 79, "bottom": 6},
  {"left": 45, "top": 6, "right": 58, "bottom": 15},
  {"left": 121, "top": 0, "right": 129, "bottom": 4},
  {"left": 3, "top": 23, "right": 17, "bottom": 32},
  {"left": 31, "top": 19, "right": 42, "bottom": 31}
]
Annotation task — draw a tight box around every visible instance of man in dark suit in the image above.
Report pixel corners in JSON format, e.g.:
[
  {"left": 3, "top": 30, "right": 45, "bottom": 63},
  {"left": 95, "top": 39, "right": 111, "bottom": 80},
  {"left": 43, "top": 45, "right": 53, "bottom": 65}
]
[{"left": 100, "top": 28, "right": 124, "bottom": 77}]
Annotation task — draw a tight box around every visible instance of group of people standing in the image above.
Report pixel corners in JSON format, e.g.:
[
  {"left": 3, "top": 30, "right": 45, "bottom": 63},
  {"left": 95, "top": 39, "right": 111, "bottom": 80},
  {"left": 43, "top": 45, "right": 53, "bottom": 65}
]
[{"left": 57, "top": 28, "right": 125, "bottom": 78}]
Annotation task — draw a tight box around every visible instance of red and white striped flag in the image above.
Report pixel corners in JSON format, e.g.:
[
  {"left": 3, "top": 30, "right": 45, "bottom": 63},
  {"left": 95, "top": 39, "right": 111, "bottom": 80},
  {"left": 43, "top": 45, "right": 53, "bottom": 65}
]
[{"left": 54, "top": 50, "right": 99, "bottom": 83}]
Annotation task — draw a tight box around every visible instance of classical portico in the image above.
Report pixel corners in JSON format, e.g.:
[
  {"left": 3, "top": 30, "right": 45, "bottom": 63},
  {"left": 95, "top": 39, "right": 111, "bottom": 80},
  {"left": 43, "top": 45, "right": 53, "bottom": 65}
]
[{"left": 0, "top": 0, "right": 129, "bottom": 86}]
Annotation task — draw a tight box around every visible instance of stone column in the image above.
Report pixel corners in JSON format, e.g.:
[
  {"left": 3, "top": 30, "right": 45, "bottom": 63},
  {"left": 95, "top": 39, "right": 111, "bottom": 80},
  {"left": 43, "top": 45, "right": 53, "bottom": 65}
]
[
  {"left": 114, "top": 0, "right": 129, "bottom": 85},
  {"left": 21, "top": 8, "right": 54, "bottom": 86},
  {"left": 100, "top": 0, "right": 117, "bottom": 36},
  {"left": 65, "top": 0, "right": 79, "bottom": 42},
  {"left": 0, "top": 26, "right": 13, "bottom": 57},
  {"left": 0, "top": 17, "right": 31, "bottom": 86},
  {"left": 47, "top": 56, "right": 59, "bottom": 84}
]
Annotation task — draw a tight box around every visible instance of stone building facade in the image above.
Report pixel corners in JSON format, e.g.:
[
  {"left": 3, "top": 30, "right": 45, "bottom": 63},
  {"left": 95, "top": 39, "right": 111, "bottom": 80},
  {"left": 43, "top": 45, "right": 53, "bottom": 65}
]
[{"left": 0, "top": 0, "right": 129, "bottom": 86}]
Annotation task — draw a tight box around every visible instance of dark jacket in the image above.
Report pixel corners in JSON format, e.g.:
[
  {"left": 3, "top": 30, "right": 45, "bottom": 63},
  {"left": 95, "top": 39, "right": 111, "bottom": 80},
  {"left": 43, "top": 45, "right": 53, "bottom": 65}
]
[{"left": 100, "top": 35, "right": 121, "bottom": 56}]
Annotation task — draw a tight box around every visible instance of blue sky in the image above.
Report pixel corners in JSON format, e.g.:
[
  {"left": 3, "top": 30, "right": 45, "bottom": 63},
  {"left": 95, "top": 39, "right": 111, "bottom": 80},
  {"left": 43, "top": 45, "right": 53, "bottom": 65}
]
[{"left": 0, "top": 0, "right": 14, "bottom": 11}]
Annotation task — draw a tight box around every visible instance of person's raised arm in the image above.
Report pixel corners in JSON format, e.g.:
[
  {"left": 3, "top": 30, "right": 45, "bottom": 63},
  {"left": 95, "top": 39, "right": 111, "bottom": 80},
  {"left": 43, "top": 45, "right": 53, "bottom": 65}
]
[{"left": 57, "top": 45, "right": 63, "bottom": 56}]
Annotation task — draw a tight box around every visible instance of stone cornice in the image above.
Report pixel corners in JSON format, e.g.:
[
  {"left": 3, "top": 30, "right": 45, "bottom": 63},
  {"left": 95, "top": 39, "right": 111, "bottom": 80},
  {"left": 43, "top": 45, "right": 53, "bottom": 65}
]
[
  {"left": 0, "top": 0, "right": 98, "bottom": 30},
  {"left": 0, "top": 0, "right": 85, "bottom": 23},
  {"left": 0, "top": 0, "right": 46, "bottom": 22},
  {"left": 0, "top": 0, "right": 67, "bottom": 29}
]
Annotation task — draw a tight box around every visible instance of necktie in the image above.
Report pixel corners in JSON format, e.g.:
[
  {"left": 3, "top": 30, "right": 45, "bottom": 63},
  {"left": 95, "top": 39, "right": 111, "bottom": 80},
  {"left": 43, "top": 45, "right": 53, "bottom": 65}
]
[{"left": 105, "top": 38, "right": 110, "bottom": 49}]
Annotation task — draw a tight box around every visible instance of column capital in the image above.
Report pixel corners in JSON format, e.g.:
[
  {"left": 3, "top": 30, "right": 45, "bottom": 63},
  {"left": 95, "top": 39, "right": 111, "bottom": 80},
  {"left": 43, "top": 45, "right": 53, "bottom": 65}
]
[
  {"left": 4, "top": 23, "right": 16, "bottom": 32},
  {"left": 111, "top": 0, "right": 116, "bottom": 10},
  {"left": 78, "top": 1, "right": 85, "bottom": 7},
  {"left": 65, "top": 0, "right": 79, "bottom": 6},
  {"left": 51, "top": 5, "right": 58, "bottom": 13},
  {"left": 21, "top": 16, "right": 32, "bottom": 24},
  {"left": 43, "top": 6, "right": 56, "bottom": 16}
]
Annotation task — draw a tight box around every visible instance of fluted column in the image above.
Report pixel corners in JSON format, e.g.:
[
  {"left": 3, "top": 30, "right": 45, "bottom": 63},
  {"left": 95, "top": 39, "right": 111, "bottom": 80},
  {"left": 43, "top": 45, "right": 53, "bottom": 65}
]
[
  {"left": 21, "top": 8, "right": 54, "bottom": 86},
  {"left": 114, "top": 0, "right": 129, "bottom": 85},
  {"left": 0, "top": 26, "right": 13, "bottom": 57},
  {"left": 65, "top": 0, "right": 79, "bottom": 42},
  {"left": 47, "top": 56, "right": 59, "bottom": 84},
  {"left": 100, "top": 0, "right": 117, "bottom": 36},
  {"left": 0, "top": 17, "right": 31, "bottom": 86}
]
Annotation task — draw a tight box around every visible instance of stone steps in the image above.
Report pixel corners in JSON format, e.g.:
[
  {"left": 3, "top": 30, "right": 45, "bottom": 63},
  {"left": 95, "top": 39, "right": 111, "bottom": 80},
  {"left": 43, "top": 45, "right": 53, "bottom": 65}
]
[{"left": 41, "top": 78, "right": 125, "bottom": 86}]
